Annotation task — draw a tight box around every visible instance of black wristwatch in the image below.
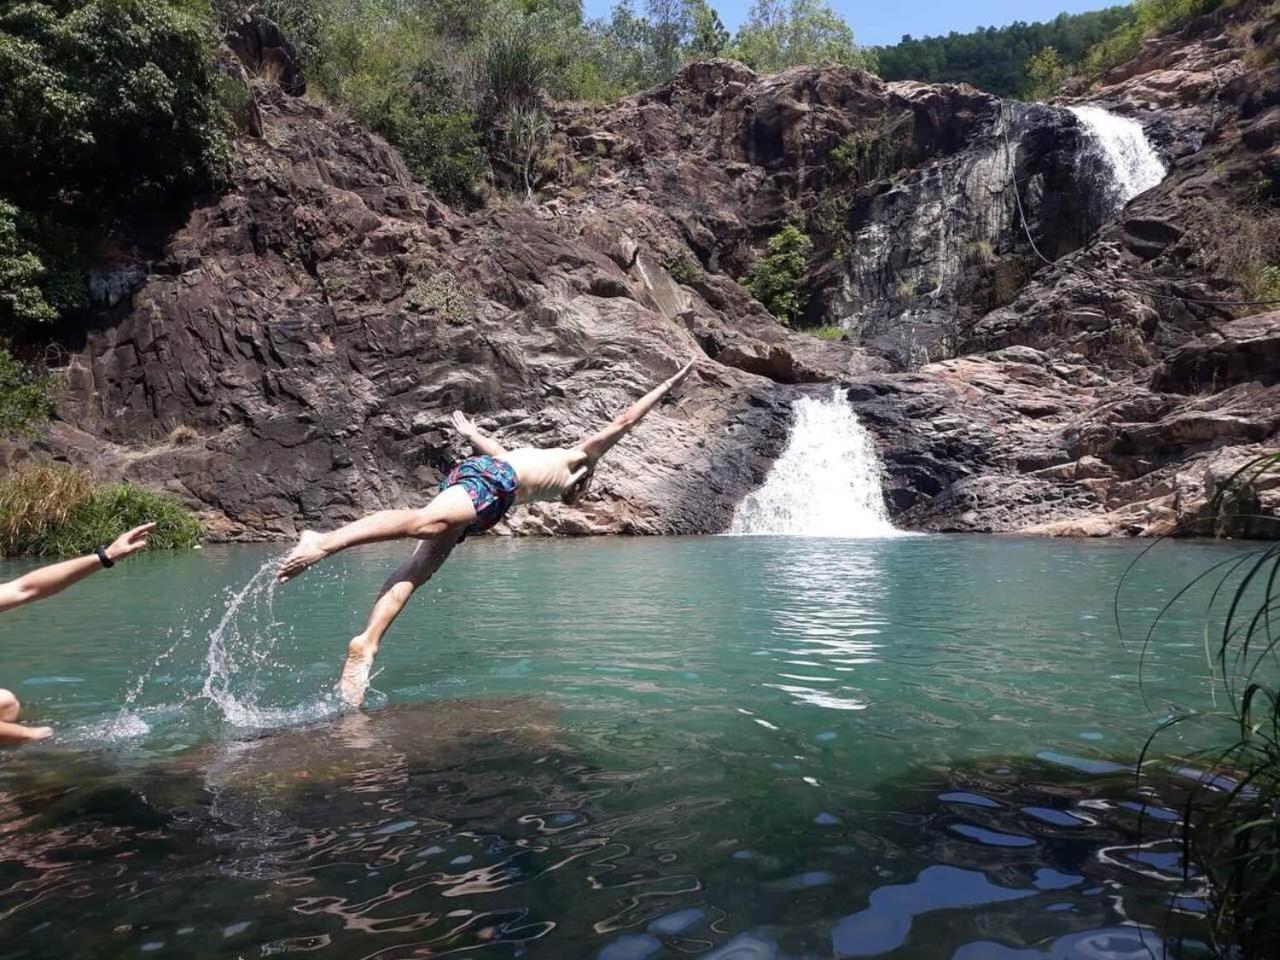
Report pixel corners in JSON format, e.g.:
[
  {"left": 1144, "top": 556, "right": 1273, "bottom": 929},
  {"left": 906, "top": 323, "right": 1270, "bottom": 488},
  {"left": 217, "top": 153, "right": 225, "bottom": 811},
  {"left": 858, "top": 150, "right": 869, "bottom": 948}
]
[{"left": 95, "top": 546, "right": 115, "bottom": 568}]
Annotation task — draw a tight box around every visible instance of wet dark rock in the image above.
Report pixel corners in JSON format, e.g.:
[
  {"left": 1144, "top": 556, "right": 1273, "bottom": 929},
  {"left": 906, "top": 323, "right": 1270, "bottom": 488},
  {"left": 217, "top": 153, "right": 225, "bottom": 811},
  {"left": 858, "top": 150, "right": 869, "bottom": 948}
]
[
  {"left": 1122, "top": 216, "right": 1183, "bottom": 260},
  {"left": 225, "top": 10, "right": 305, "bottom": 96}
]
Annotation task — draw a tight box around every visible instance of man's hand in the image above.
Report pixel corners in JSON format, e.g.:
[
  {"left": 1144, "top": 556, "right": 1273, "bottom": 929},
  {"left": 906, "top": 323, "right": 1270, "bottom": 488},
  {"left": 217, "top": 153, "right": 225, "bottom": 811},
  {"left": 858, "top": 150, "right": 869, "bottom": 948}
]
[
  {"left": 668, "top": 360, "right": 696, "bottom": 389},
  {"left": 106, "top": 522, "right": 156, "bottom": 562},
  {"left": 452, "top": 411, "right": 508, "bottom": 458}
]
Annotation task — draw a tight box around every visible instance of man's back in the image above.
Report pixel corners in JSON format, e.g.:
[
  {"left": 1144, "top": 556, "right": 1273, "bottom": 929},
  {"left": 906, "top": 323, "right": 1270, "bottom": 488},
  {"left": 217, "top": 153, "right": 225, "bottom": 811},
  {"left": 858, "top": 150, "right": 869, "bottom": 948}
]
[{"left": 504, "top": 447, "right": 589, "bottom": 504}]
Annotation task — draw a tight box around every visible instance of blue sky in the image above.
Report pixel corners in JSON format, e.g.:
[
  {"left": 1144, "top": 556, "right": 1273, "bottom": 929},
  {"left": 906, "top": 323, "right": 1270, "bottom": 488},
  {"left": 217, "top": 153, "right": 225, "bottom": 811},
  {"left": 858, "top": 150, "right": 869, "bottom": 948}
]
[{"left": 581, "top": 0, "right": 1125, "bottom": 46}]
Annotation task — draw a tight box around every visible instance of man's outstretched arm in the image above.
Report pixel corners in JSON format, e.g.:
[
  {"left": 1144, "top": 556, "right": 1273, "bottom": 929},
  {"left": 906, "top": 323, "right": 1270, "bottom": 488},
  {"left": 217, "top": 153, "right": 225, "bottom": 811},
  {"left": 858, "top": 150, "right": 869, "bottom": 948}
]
[
  {"left": 575, "top": 360, "right": 696, "bottom": 465},
  {"left": 0, "top": 523, "right": 155, "bottom": 612},
  {"left": 451, "top": 411, "right": 508, "bottom": 459}
]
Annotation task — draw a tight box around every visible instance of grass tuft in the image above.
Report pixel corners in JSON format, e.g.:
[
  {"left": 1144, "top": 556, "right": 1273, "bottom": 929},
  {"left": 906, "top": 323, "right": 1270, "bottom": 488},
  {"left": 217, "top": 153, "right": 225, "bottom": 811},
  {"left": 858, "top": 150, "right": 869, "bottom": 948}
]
[
  {"left": 167, "top": 424, "right": 199, "bottom": 447},
  {"left": 1125, "top": 453, "right": 1280, "bottom": 958},
  {"left": 0, "top": 463, "right": 201, "bottom": 558},
  {"left": 806, "top": 325, "right": 848, "bottom": 341}
]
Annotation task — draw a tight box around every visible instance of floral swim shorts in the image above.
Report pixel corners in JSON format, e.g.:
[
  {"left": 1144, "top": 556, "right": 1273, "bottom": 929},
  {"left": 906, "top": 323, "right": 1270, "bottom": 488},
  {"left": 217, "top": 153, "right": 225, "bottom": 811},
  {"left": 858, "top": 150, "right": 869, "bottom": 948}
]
[{"left": 440, "top": 455, "right": 519, "bottom": 536}]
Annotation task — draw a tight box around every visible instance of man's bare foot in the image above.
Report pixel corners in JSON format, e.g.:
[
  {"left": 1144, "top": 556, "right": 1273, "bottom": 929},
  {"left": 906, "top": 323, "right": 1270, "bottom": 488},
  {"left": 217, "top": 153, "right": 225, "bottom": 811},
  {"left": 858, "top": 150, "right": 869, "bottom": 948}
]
[
  {"left": 338, "top": 634, "right": 376, "bottom": 707},
  {"left": 0, "top": 720, "right": 52, "bottom": 744},
  {"left": 278, "top": 530, "right": 329, "bottom": 583}
]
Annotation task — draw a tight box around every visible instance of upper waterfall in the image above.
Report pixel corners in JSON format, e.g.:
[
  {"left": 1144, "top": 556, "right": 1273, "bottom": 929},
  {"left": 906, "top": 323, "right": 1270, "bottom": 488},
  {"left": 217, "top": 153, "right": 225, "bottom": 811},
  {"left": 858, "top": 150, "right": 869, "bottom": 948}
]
[
  {"left": 728, "top": 390, "right": 902, "bottom": 538},
  {"left": 1068, "top": 105, "right": 1167, "bottom": 209}
]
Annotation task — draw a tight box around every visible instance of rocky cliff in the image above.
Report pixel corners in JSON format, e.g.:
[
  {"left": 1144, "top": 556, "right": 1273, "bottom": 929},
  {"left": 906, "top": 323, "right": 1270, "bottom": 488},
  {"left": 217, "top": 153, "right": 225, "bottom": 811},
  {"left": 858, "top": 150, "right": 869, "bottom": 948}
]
[{"left": 9, "top": 0, "right": 1280, "bottom": 539}]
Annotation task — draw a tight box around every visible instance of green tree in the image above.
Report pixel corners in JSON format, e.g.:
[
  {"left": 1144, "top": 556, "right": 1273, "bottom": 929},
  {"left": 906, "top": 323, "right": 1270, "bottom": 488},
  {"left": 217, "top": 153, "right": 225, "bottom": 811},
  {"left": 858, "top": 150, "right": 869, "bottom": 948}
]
[
  {"left": 1024, "top": 45, "right": 1066, "bottom": 100},
  {"left": 729, "top": 0, "right": 874, "bottom": 74},
  {"left": 688, "top": 0, "right": 728, "bottom": 56},
  {"left": 741, "top": 223, "right": 813, "bottom": 326},
  {"left": 646, "top": 0, "right": 693, "bottom": 80},
  {"left": 0, "top": 0, "right": 229, "bottom": 211},
  {"left": 1081, "top": 0, "right": 1222, "bottom": 78},
  {"left": 0, "top": 346, "right": 55, "bottom": 437},
  {"left": 873, "top": 6, "right": 1135, "bottom": 96},
  {"left": 0, "top": 201, "right": 55, "bottom": 329},
  {"left": 0, "top": 0, "right": 229, "bottom": 334}
]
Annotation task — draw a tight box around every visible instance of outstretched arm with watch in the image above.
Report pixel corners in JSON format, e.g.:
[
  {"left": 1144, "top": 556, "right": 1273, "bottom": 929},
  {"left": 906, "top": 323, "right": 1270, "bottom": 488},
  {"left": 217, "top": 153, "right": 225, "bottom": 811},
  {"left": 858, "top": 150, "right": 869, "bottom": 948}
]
[{"left": 0, "top": 522, "right": 156, "bottom": 744}]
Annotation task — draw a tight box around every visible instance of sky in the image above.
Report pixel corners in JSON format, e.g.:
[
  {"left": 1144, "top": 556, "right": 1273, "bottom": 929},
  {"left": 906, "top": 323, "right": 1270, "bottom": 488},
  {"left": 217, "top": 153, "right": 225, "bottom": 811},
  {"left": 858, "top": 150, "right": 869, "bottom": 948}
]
[{"left": 581, "top": 0, "right": 1126, "bottom": 47}]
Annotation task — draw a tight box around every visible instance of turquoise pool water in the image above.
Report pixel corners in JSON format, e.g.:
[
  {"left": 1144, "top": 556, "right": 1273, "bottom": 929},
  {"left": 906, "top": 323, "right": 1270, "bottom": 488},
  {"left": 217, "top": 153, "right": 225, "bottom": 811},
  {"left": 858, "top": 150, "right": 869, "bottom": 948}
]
[{"left": 0, "top": 535, "right": 1257, "bottom": 958}]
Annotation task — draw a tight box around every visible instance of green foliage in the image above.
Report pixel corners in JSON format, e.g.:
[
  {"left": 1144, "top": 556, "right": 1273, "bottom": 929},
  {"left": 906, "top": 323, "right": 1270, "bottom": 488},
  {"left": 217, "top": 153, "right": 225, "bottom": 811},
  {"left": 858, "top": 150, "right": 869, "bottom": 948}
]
[
  {"left": 499, "top": 103, "right": 554, "bottom": 198},
  {"left": 0, "top": 462, "right": 201, "bottom": 557},
  {"left": 1249, "top": 264, "right": 1280, "bottom": 302},
  {"left": 1185, "top": 200, "right": 1280, "bottom": 311},
  {"left": 740, "top": 224, "right": 812, "bottom": 326},
  {"left": 728, "top": 0, "right": 875, "bottom": 73},
  {"left": 481, "top": 28, "right": 551, "bottom": 112},
  {"left": 585, "top": 0, "right": 698, "bottom": 94},
  {"left": 688, "top": 0, "right": 728, "bottom": 56},
  {"left": 0, "top": 201, "right": 55, "bottom": 328},
  {"left": 966, "top": 239, "right": 995, "bottom": 265},
  {"left": 874, "top": 6, "right": 1135, "bottom": 96},
  {"left": 0, "top": 346, "right": 55, "bottom": 437},
  {"left": 663, "top": 251, "right": 702, "bottom": 284},
  {"left": 1128, "top": 454, "right": 1280, "bottom": 958},
  {"left": 0, "top": 0, "right": 229, "bottom": 334},
  {"left": 808, "top": 191, "right": 851, "bottom": 259},
  {"left": 807, "top": 324, "right": 845, "bottom": 340},
  {"left": 213, "top": 69, "right": 256, "bottom": 133},
  {"left": 343, "top": 51, "right": 485, "bottom": 206},
  {"left": 830, "top": 123, "right": 904, "bottom": 184},
  {"left": 1078, "top": 20, "right": 1143, "bottom": 76},
  {"left": 404, "top": 272, "right": 476, "bottom": 324},
  {"left": 1023, "top": 45, "right": 1067, "bottom": 100},
  {"left": 0, "top": 0, "right": 230, "bottom": 211},
  {"left": 1081, "top": 0, "right": 1224, "bottom": 77}
]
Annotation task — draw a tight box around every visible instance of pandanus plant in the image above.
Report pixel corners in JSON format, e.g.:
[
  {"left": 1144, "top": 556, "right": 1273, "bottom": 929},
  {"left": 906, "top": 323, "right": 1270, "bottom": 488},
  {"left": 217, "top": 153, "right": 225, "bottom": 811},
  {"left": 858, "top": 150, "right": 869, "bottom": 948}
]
[{"left": 1122, "top": 453, "right": 1280, "bottom": 958}]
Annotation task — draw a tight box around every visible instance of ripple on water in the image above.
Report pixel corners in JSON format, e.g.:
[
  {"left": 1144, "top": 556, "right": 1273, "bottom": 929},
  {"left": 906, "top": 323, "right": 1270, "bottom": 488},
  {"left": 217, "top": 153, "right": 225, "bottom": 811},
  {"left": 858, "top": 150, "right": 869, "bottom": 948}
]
[
  {"left": 0, "top": 535, "right": 1244, "bottom": 958},
  {"left": 952, "top": 925, "right": 1169, "bottom": 959},
  {"left": 832, "top": 866, "right": 1036, "bottom": 957}
]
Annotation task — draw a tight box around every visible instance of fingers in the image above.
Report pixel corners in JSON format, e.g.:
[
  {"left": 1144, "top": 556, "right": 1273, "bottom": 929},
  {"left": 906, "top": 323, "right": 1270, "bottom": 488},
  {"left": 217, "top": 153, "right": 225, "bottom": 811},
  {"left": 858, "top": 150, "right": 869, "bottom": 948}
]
[
  {"left": 126, "top": 522, "right": 157, "bottom": 545},
  {"left": 107, "top": 521, "right": 157, "bottom": 560},
  {"left": 668, "top": 359, "right": 697, "bottom": 387},
  {"left": 276, "top": 556, "right": 306, "bottom": 583}
]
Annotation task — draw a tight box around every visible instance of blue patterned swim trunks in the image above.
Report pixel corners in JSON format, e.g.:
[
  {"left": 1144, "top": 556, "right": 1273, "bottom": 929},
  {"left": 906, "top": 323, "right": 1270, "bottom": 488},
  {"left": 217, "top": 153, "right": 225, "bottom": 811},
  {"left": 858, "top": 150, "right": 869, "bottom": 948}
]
[{"left": 440, "top": 455, "right": 519, "bottom": 535}]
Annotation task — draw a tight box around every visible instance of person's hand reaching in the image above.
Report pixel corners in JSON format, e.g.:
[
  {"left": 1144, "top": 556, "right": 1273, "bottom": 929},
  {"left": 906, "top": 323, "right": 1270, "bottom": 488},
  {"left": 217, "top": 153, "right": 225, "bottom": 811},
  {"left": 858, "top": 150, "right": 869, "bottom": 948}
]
[
  {"left": 451, "top": 411, "right": 477, "bottom": 436},
  {"left": 106, "top": 522, "right": 157, "bottom": 562},
  {"left": 669, "top": 360, "right": 697, "bottom": 389}
]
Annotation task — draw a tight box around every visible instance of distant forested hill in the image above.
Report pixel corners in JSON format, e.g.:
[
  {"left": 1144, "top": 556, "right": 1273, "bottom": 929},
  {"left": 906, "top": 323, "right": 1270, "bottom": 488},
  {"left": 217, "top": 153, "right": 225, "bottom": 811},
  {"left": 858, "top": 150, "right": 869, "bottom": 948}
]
[{"left": 874, "top": 6, "right": 1138, "bottom": 97}]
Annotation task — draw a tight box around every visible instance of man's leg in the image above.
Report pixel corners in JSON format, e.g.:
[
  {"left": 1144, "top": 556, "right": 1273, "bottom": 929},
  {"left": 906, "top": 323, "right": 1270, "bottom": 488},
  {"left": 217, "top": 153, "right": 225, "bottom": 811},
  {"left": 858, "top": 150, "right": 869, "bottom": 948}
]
[
  {"left": 0, "top": 688, "right": 51, "bottom": 744},
  {"left": 279, "top": 485, "right": 476, "bottom": 583},
  {"left": 339, "top": 526, "right": 465, "bottom": 707}
]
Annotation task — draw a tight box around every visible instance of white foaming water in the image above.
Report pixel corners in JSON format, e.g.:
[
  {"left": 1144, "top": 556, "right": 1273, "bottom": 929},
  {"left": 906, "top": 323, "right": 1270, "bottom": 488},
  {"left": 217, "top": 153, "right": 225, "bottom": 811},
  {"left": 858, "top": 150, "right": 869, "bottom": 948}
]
[
  {"left": 728, "top": 390, "right": 902, "bottom": 538},
  {"left": 200, "top": 558, "right": 338, "bottom": 728},
  {"left": 1068, "top": 105, "right": 1166, "bottom": 207}
]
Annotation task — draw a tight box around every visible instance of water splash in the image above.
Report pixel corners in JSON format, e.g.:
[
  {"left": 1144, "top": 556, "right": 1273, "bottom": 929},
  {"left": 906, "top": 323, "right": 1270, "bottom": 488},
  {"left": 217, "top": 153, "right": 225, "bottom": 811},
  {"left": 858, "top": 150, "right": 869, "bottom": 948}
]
[
  {"left": 728, "top": 389, "right": 902, "bottom": 538},
  {"left": 200, "top": 558, "right": 337, "bottom": 728},
  {"left": 1068, "top": 105, "right": 1166, "bottom": 209}
]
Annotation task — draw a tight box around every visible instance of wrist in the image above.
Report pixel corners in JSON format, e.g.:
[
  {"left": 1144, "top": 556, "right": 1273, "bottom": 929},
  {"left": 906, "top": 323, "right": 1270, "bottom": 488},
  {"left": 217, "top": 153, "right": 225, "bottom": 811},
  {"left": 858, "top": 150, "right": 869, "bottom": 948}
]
[{"left": 95, "top": 545, "right": 116, "bottom": 568}]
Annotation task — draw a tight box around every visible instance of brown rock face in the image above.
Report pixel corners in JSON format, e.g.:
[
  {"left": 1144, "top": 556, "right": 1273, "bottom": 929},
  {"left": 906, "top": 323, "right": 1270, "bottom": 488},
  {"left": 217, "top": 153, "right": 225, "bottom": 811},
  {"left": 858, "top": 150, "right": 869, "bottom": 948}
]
[
  {"left": 25, "top": 87, "right": 860, "bottom": 540},
  {"left": 14, "top": 0, "right": 1280, "bottom": 540}
]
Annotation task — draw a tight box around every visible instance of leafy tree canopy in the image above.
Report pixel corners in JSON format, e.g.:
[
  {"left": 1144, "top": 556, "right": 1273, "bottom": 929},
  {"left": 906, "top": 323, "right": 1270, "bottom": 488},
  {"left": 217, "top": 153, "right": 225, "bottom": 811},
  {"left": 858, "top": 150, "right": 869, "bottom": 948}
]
[{"left": 874, "top": 6, "right": 1135, "bottom": 97}]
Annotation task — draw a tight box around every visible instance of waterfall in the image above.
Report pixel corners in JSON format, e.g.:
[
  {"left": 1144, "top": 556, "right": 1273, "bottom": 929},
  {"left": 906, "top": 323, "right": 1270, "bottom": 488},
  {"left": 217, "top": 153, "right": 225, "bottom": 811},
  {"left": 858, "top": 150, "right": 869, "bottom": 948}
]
[
  {"left": 728, "top": 390, "right": 901, "bottom": 538},
  {"left": 1068, "top": 105, "right": 1166, "bottom": 209}
]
